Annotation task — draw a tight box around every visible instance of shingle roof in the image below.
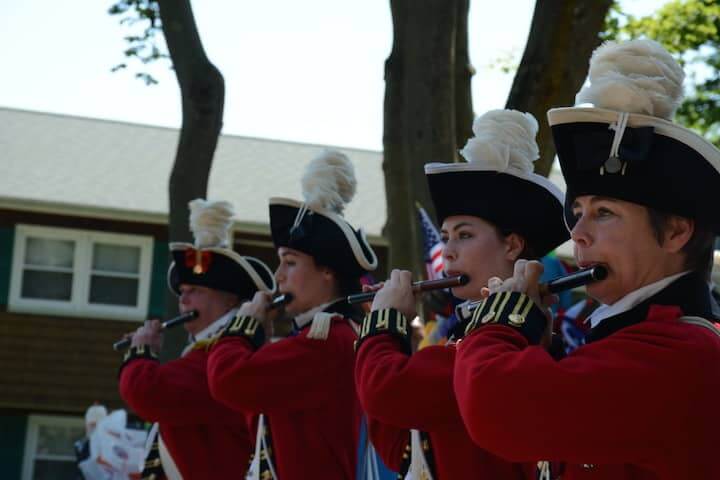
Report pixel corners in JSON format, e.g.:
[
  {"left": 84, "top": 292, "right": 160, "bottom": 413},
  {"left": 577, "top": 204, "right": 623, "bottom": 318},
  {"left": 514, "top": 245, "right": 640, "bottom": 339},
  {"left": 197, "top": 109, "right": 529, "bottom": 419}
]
[{"left": 0, "top": 107, "right": 386, "bottom": 237}]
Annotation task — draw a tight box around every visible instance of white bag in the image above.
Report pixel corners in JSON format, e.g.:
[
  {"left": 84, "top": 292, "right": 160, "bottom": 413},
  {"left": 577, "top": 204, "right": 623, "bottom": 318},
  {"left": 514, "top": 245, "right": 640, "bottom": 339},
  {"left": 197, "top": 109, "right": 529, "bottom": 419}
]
[{"left": 79, "top": 409, "right": 147, "bottom": 480}]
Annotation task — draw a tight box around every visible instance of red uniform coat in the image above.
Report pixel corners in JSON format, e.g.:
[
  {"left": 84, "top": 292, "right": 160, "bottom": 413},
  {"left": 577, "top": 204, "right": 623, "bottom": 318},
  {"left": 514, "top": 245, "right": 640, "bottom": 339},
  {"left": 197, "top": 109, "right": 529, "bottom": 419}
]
[
  {"left": 119, "top": 346, "right": 253, "bottom": 478},
  {"left": 356, "top": 332, "right": 535, "bottom": 479},
  {"left": 207, "top": 315, "right": 362, "bottom": 479},
  {"left": 454, "top": 273, "right": 720, "bottom": 479}
]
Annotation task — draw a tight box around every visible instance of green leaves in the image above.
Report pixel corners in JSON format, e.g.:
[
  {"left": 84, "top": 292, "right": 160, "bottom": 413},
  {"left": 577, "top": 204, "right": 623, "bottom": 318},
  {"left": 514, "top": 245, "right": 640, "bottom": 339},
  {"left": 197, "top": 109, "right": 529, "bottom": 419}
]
[
  {"left": 624, "top": 0, "right": 719, "bottom": 52},
  {"left": 108, "top": 0, "right": 168, "bottom": 85}
]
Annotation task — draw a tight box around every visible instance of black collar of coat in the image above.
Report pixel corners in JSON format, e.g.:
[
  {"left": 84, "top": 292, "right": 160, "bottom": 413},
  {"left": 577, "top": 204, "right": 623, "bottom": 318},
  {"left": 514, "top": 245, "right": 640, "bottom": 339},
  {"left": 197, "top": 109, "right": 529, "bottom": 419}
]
[
  {"left": 291, "top": 298, "right": 364, "bottom": 333},
  {"left": 586, "top": 272, "right": 714, "bottom": 344}
]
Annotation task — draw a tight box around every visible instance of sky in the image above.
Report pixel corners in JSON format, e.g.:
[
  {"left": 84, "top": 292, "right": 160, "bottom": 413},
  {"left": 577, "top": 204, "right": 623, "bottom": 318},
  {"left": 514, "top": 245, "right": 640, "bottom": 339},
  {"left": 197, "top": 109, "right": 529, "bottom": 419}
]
[{"left": 0, "top": 0, "right": 668, "bottom": 151}]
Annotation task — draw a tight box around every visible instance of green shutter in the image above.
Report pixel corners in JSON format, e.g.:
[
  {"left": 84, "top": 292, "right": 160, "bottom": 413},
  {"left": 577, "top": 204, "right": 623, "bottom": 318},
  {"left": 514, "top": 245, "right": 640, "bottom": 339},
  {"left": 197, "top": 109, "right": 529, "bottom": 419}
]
[
  {"left": 148, "top": 240, "right": 169, "bottom": 318},
  {"left": 0, "top": 415, "right": 27, "bottom": 480},
  {"left": 0, "top": 227, "right": 15, "bottom": 306}
]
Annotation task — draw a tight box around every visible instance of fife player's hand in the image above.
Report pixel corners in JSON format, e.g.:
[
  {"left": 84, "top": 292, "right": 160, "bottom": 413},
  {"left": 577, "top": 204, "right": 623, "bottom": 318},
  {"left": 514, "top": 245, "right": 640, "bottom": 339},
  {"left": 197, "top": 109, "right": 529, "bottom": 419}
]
[
  {"left": 371, "top": 269, "right": 417, "bottom": 320},
  {"left": 238, "top": 291, "right": 274, "bottom": 338},
  {"left": 130, "top": 318, "right": 163, "bottom": 354}
]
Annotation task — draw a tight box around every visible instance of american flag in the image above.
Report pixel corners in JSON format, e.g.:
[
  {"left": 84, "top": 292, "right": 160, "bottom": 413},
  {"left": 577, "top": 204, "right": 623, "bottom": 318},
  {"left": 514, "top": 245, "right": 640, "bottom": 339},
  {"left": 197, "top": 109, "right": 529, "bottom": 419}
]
[{"left": 416, "top": 204, "right": 444, "bottom": 280}]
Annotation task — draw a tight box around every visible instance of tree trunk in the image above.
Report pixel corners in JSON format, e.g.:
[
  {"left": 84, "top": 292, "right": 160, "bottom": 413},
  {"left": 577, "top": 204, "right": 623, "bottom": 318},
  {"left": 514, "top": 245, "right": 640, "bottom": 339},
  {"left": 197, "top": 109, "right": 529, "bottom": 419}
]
[
  {"left": 506, "top": 0, "right": 612, "bottom": 177},
  {"left": 454, "top": 0, "right": 475, "bottom": 152},
  {"left": 157, "top": 0, "right": 225, "bottom": 362},
  {"left": 383, "top": 0, "right": 461, "bottom": 278}
]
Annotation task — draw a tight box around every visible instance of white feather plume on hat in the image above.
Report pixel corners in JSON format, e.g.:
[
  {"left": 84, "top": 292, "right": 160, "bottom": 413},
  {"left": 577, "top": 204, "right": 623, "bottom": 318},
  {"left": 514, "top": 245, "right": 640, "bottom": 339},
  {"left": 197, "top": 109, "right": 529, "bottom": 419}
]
[
  {"left": 575, "top": 39, "right": 685, "bottom": 120},
  {"left": 188, "top": 199, "right": 234, "bottom": 248},
  {"left": 301, "top": 149, "right": 357, "bottom": 215},
  {"left": 459, "top": 109, "right": 539, "bottom": 174}
]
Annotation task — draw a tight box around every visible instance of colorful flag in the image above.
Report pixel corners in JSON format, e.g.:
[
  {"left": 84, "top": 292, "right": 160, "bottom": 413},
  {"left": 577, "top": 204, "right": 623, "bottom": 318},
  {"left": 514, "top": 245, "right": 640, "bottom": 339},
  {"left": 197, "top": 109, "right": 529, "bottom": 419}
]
[
  {"left": 415, "top": 203, "right": 456, "bottom": 348},
  {"left": 556, "top": 297, "right": 596, "bottom": 354},
  {"left": 416, "top": 203, "right": 444, "bottom": 281}
]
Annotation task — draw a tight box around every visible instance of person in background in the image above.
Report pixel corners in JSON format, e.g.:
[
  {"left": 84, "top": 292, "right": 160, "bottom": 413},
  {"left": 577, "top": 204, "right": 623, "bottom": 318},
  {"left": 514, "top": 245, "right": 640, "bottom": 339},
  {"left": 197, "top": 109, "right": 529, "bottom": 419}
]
[{"left": 119, "top": 199, "right": 275, "bottom": 479}]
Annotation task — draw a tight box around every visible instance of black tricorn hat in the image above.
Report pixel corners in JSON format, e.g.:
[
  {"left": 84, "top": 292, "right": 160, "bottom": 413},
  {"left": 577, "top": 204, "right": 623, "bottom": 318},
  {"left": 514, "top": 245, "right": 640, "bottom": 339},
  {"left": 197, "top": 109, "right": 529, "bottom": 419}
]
[
  {"left": 549, "top": 39, "right": 720, "bottom": 232},
  {"left": 167, "top": 245, "right": 275, "bottom": 298},
  {"left": 269, "top": 149, "right": 378, "bottom": 278},
  {"left": 426, "top": 166, "right": 567, "bottom": 257},
  {"left": 549, "top": 107, "right": 720, "bottom": 232},
  {"left": 426, "top": 109, "right": 569, "bottom": 257},
  {"left": 167, "top": 199, "right": 275, "bottom": 299},
  {"left": 269, "top": 198, "right": 377, "bottom": 278}
]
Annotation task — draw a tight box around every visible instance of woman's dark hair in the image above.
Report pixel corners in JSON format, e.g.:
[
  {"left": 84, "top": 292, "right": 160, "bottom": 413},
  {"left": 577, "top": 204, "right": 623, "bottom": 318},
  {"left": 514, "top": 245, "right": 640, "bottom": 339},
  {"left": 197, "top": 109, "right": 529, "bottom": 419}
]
[
  {"left": 646, "top": 208, "right": 716, "bottom": 280},
  {"left": 312, "top": 260, "right": 365, "bottom": 321},
  {"left": 335, "top": 273, "right": 362, "bottom": 298},
  {"left": 312, "top": 258, "right": 362, "bottom": 297},
  {"left": 496, "top": 227, "right": 540, "bottom": 261}
]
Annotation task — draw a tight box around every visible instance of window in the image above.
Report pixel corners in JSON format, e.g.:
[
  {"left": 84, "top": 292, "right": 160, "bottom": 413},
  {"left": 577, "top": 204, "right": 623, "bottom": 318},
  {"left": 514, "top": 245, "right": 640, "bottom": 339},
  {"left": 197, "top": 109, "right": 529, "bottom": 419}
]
[
  {"left": 22, "top": 415, "right": 85, "bottom": 480},
  {"left": 10, "top": 225, "right": 153, "bottom": 320}
]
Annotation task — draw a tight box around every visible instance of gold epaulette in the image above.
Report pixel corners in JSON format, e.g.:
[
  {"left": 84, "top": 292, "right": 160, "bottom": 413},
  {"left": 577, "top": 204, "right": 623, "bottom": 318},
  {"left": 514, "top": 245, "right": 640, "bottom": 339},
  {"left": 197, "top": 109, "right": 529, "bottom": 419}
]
[{"left": 192, "top": 330, "right": 225, "bottom": 352}]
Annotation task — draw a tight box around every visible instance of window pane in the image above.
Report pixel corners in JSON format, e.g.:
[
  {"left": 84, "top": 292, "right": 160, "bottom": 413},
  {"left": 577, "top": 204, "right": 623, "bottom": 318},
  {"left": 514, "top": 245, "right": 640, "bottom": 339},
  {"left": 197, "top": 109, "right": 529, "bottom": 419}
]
[
  {"left": 21, "top": 270, "right": 73, "bottom": 300},
  {"left": 25, "top": 237, "right": 74, "bottom": 268},
  {"left": 89, "top": 276, "right": 139, "bottom": 306},
  {"left": 92, "top": 243, "right": 140, "bottom": 274},
  {"left": 33, "top": 460, "right": 80, "bottom": 480},
  {"left": 36, "top": 424, "right": 84, "bottom": 456}
]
